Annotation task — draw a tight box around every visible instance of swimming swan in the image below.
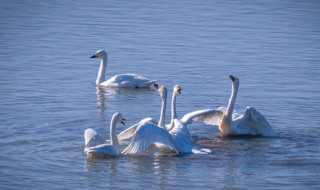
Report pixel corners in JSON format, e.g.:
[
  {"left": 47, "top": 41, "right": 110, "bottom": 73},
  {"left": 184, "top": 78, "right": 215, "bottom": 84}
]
[
  {"left": 84, "top": 113, "right": 126, "bottom": 158},
  {"left": 191, "top": 75, "right": 277, "bottom": 137},
  {"left": 122, "top": 85, "right": 211, "bottom": 155},
  {"left": 90, "top": 50, "right": 156, "bottom": 88}
]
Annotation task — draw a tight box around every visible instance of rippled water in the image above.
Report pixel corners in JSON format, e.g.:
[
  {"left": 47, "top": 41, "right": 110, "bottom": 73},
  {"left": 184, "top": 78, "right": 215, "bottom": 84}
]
[{"left": 1, "top": 1, "right": 320, "bottom": 189}]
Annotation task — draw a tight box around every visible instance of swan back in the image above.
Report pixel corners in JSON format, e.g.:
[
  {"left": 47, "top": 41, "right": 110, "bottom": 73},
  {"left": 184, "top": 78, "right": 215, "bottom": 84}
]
[
  {"left": 85, "top": 144, "right": 120, "bottom": 158},
  {"left": 100, "top": 74, "right": 156, "bottom": 88}
]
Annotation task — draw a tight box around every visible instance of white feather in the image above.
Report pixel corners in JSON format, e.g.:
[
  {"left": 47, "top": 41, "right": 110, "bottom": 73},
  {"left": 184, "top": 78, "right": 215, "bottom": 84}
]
[{"left": 121, "top": 121, "right": 179, "bottom": 155}]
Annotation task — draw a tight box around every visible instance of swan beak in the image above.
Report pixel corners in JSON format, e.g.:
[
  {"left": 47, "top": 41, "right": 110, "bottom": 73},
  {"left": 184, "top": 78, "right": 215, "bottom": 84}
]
[
  {"left": 121, "top": 118, "right": 126, "bottom": 125},
  {"left": 90, "top": 53, "right": 98, "bottom": 58},
  {"left": 178, "top": 89, "right": 182, "bottom": 94},
  {"left": 154, "top": 83, "right": 159, "bottom": 89},
  {"left": 230, "top": 75, "right": 236, "bottom": 81}
]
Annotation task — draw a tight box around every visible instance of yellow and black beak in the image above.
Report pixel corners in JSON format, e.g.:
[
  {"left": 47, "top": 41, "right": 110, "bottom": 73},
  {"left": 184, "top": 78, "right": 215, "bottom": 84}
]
[
  {"left": 154, "top": 83, "right": 163, "bottom": 90},
  {"left": 90, "top": 53, "right": 98, "bottom": 58},
  {"left": 121, "top": 118, "right": 126, "bottom": 125}
]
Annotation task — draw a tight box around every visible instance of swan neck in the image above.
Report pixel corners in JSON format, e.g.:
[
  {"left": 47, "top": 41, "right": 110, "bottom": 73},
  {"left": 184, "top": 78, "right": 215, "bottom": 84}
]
[
  {"left": 158, "top": 94, "right": 167, "bottom": 128},
  {"left": 226, "top": 81, "right": 239, "bottom": 120},
  {"left": 96, "top": 58, "right": 107, "bottom": 85},
  {"left": 171, "top": 92, "right": 178, "bottom": 122},
  {"left": 110, "top": 114, "right": 119, "bottom": 147}
]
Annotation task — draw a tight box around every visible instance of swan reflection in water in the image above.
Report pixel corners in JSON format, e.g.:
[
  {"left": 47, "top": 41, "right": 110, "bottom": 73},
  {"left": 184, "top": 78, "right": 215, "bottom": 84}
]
[
  {"left": 96, "top": 86, "right": 155, "bottom": 116},
  {"left": 84, "top": 157, "right": 118, "bottom": 175}
]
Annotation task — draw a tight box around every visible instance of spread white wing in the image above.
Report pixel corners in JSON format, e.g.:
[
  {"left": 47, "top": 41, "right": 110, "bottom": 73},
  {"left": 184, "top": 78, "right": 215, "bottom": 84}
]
[
  {"left": 182, "top": 109, "right": 224, "bottom": 126},
  {"left": 122, "top": 121, "right": 179, "bottom": 155},
  {"left": 241, "top": 107, "right": 278, "bottom": 137},
  {"left": 117, "top": 117, "right": 157, "bottom": 141}
]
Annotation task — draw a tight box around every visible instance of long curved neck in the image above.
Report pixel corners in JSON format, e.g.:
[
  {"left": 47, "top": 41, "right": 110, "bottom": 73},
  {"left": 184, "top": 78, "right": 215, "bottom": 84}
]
[
  {"left": 96, "top": 57, "right": 107, "bottom": 85},
  {"left": 171, "top": 92, "right": 178, "bottom": 121},
  {"left": 158, "top": 93, "right": 167, "bottom": 128},
  {"left": 110, "top": 114, "right": 119, "bottom": 147},
  {"left": 225, "top": 82, "right": 239, "bottom": 121}
]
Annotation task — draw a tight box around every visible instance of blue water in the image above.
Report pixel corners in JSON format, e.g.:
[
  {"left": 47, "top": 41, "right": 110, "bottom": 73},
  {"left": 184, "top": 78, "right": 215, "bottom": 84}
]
[{"left": 1, "top": 1, "right": 320, "bottom": 189}]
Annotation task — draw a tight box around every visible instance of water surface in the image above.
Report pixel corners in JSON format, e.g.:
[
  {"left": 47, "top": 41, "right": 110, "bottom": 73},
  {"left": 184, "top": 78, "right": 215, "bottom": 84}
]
[{"left": 0, "top": 1, "right": 319, "bottom": 189}]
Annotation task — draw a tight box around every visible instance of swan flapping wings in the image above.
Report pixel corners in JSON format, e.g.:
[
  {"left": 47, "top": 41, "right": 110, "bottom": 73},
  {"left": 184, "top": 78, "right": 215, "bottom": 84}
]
[{"left": 121, "top": 121, "right": 179, "bottom": 155}]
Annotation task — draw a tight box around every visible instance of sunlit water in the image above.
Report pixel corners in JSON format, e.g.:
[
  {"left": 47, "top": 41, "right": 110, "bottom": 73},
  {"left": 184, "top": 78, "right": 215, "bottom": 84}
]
[{"left": 1, "top": 1, "right": 320, "bottom": 189}]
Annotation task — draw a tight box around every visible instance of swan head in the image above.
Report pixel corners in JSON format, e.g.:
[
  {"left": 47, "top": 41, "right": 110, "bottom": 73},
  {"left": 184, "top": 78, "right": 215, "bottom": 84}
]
[
  {"left": 173, "top": 85, "right": 182, "bottom": 95},
  {"left": 154, "top": 84, "right": 167, "bottom": 100},
  {"left": 90, "top": 50, "right": 108, "bottom": 59},
  {"left": 113, "top": 112, "right": 126, "bottom": 125},
  {"left": 230, "top": 75, "right": 239, "bottom": 87}
]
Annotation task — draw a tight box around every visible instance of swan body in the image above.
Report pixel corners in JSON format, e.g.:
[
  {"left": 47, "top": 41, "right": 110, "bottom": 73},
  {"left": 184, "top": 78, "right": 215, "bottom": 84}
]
[
  {"left": 121, "top": 85, "right": 211, "bottom": 155},
  {"left": 192, "top": 75, "right": 277, "bottom": 137},
  {"left": 90, "top": 50, "right": 156, "bottom": 88},
  {"left": 84, "top": 113, "right": 126, "bottom": 158}
]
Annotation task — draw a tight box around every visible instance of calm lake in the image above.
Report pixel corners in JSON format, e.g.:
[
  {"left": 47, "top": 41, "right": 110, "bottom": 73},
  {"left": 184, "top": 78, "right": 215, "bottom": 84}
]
[{"left": 0, "top": 1, "right": 319, "bottom": 189}]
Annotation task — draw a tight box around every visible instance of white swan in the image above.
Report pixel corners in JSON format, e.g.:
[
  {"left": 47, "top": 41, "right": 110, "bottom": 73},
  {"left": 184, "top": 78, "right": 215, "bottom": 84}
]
[
  {"left": 84, "top": 112, "right": 126, "bottom": 158},
  {"left": 90, "top": 50, "right": 156, "bottom": 88},
  {"left": 191, "top": 75, "right": 277, "bottom": 137},
  {"left": 122, "top": 85, "right": 211, "bottom": 155}
]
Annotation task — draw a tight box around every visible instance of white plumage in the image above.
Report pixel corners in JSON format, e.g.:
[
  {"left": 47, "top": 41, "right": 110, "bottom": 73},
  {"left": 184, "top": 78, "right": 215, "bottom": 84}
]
[
  {"left": 84, "top": 113, "right": 125, "bottom": 158},
  {"left": 90, "top": 50, "right": 156, "bottom": 88},
  {"left": 121, "top": 85, "right": 211, "bottom": 155},
  {"left": 191, "top": 75, "right": 277, "bottom": 137}
]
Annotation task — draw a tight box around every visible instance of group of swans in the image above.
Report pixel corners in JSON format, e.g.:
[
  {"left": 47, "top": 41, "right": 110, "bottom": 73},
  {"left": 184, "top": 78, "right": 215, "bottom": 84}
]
[{"left": 84, "top": 50, "right": 277, "bottom": 158}]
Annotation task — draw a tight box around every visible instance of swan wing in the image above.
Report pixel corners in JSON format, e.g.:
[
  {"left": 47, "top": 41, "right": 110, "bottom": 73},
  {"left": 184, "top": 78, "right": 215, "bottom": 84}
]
[
  {"left": 84, "top": 128, "right": 105, "bottom": 148},
  {"left": 243, "top": 107, "right": 278, "bottom": 137},
  {"left": 216, "top": 106, "right": 243, "bottom": 120},
  {"left": 182, "top": 109, "right": 224, "bottom": 126},
  {"left": 122, "top": 122, "right": 179, "bottom": 155},
  {"left": 117, "top": 117, "right": 157, "bottom": 140}
]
